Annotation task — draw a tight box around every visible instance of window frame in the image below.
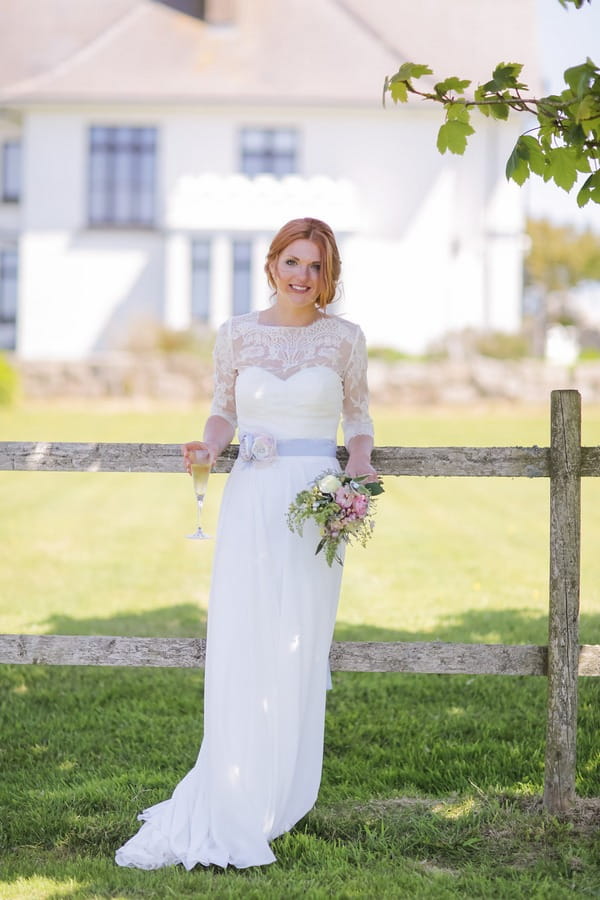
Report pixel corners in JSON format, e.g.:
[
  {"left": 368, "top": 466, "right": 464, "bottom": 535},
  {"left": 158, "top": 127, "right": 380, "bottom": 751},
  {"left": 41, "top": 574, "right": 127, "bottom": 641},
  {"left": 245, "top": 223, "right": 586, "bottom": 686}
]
[
  {"left": 190, "top": 238, "right": 212, "bottom": 324},
  {"left": 2, "top": 141, "right": 21, "bottom": 203},
  {"left": 0, "top": 247, "right": 18, "bottom": 351},
  {"left": 88, "top": 125, "right": 157, "bottom": 228},
  {"left": 232, "top": 239, "right": 252, "bottom": 316},
  {"left": 239, "top": 127, "right": 298, "bottom": 178}
]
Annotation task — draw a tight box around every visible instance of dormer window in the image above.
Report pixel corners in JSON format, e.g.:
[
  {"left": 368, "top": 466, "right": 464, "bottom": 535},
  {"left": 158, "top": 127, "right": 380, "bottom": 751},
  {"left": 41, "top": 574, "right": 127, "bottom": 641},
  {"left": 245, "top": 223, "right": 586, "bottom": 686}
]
[{"left": 240, "top": 128, "right": 298, "bottom": 178}]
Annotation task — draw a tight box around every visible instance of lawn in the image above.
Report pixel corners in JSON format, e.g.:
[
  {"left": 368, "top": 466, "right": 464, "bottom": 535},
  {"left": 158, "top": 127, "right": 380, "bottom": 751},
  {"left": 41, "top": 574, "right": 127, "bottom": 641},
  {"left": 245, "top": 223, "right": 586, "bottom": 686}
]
[{"left": 1, "top": 400, "right": 600, "bottom": 898}]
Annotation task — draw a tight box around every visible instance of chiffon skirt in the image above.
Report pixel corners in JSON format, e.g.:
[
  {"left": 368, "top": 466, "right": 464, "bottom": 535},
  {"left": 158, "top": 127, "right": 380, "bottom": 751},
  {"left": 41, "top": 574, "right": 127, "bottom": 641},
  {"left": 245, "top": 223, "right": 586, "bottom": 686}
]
[{"left": 115, "top": 452, "right": 343, "bottom": 869}]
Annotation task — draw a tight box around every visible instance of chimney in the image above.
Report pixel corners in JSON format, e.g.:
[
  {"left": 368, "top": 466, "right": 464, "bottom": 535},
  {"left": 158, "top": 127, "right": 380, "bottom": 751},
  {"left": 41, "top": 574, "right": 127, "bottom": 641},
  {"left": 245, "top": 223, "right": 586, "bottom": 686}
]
[{"left": 205, "top": 0, "right": 235, "bottom": 25}]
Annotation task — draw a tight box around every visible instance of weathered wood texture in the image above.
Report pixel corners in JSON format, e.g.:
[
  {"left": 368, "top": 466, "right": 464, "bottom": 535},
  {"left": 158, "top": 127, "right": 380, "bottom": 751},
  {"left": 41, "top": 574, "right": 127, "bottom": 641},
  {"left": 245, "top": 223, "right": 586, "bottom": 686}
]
[
  {"left": 1, "top": 634, "right": 599, "bottom": 676},
  {"left": 544, "top": 390, "right": 582, "bottom": 814},
  {"left": 1, "top": 441, "right": 599, "bottom": 477}
]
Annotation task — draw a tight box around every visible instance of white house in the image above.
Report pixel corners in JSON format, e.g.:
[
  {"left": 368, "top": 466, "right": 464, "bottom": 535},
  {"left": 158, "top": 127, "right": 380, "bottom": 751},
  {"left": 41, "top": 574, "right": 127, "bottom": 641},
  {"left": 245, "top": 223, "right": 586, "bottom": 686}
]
[{"left": 0, "top": 0, "right": 539, "bottom": 359}]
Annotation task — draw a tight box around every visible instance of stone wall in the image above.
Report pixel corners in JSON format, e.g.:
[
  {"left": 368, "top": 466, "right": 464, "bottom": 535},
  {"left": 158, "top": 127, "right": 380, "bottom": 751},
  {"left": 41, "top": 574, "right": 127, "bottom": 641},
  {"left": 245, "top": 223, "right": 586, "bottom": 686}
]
[{"left": 15, "top": 353, "right": 600, "bottom": 406}]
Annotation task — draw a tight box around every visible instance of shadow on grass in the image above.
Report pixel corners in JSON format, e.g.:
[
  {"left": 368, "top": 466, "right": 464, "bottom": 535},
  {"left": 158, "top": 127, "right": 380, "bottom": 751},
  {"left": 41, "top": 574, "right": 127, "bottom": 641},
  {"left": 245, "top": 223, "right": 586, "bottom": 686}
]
[
  {"left": 2, "top": 603, "right": 599, "bottom": 891},
  {"left": 40, "top": 603, "right": 208, "bottom": 639},
  {"left": 32, "top": 600, "right": 600, "bottom": 647},
  {"left": 335, "top": 607, "right": 600, "bottom": 647}
]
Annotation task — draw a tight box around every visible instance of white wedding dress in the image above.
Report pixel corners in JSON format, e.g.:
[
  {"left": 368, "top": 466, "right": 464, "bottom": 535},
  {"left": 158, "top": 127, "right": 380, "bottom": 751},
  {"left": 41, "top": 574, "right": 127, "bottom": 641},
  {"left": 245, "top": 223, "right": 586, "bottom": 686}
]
[{"left": 115, "top": 311, "right": 373, "bottom": 870}]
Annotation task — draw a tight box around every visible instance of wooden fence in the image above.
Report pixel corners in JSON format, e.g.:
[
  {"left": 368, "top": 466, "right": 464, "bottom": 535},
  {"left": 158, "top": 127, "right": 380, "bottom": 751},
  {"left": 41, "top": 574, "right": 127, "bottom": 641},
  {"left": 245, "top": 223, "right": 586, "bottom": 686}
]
[{"left": 1, "top": 389, "right": 599, "bottom": 815}]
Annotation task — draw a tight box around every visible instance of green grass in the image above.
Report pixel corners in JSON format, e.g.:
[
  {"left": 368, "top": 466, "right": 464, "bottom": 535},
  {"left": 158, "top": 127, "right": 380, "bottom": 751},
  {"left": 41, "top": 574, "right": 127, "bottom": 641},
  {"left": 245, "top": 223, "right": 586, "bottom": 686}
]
[{"left": 1, "top": 401, "right": 600, "bottom": 898}]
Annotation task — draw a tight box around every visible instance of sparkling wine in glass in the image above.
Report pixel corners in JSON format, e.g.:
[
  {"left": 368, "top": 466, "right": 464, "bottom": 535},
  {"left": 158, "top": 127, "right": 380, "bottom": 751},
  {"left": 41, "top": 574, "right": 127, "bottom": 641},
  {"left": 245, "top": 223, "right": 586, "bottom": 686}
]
[{"left": 187, "top": 449, "right": 212, "bottom": 540}]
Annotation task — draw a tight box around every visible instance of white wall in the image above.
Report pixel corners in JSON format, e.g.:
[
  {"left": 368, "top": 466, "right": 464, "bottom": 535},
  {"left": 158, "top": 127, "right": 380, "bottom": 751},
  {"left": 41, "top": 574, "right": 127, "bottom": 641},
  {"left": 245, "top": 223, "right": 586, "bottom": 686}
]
[
  {"left": 16, "top": 101, "right": 528, "bottom": 358},
  {"left": 18, "top": 108, "right": 165, "bottom": 358}
]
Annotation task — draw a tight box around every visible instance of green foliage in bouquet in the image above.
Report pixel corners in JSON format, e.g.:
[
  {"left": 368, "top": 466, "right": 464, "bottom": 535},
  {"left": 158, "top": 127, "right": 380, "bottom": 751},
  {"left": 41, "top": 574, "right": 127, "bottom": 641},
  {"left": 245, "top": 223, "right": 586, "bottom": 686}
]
[{"left": 287, "top": 471, "right": 384, "bottom": 567}]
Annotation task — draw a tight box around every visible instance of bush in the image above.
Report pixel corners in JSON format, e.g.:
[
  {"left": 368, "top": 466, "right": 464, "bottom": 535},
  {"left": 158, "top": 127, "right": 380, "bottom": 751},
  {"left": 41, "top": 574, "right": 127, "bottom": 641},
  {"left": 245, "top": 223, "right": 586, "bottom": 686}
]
[
  {"left": 126, "top": 320, "right": 215, "bottom": 364},
  {"left": 367, "top": 345, "right": 414, "bottom": 363},
  {"left": 578, "top": 347, "right": 600, "bottom": 362},
  {"left": 367, "top": 346, "right": 445, "bottom": 363},
  {"left": 473, "top": 331, "right": 530, "bottom": 360},
  {"left": 0, "top": 354, "right": 18, "bottom": 405}
]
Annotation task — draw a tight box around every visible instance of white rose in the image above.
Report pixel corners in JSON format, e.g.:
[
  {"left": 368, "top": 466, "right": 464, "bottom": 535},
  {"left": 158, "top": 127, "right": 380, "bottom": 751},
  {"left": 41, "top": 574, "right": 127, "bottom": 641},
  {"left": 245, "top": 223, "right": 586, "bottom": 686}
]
[
  {"left": 251, "top": 434, "right": 277, "bottom": 461},
  {"left": 318, "top": 474, "right": 342, "bottom": 494}
]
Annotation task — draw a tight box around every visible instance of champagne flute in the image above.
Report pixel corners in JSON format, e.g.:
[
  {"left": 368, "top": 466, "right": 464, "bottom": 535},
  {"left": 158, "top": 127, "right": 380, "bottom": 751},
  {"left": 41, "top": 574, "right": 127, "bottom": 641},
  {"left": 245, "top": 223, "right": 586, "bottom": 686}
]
[{"left": 187, "top": 448, "right": 212, "bottom": 540}]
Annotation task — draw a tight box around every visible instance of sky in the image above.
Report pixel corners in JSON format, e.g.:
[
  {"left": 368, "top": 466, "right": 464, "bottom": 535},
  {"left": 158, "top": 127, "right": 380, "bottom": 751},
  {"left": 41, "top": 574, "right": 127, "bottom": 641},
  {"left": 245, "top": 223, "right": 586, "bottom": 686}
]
[{"left": 526, "top": 0, "right": 600, "bottom": 230}]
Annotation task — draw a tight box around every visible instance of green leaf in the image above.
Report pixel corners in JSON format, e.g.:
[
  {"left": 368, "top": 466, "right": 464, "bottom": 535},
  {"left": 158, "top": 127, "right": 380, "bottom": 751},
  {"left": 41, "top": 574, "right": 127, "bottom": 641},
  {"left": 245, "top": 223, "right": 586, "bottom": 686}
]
[
  {"left": 582, "top": 115, "right": 600, "bottom": 139},
  {"left": 390, "top": 62, "right": 433, "bottom": 82},
  {"left": 505, "top": 143, "right": 530, "bottom": 186},
  {"left": 545, "top": 146, "right": 579, "bottom": 191},
  {"left": 437, "top": 120, "right": 475, "bottom": 155},
  {"left": 574, "top": 153, "right": 591, "bottom": 174},
  {"left": 573, "top": 94, "right": 600, "bottom": 123},
  {"left": 473, "top": 84, "right": 491, "bottom": 116},
  {"left": 389, "top": 80, "right": 408, "bottom": 103},
  {"left": 576, "top": 170, "right": 600, "bottom": 207},
  {"left": 445, "top": 102, "right": 470, "bottom": 124},
  {"left": 537, "top": 117, "right": 560, "bottom": 151},
  {"left": 577, "top": 171, "right": 600, "bottom": 207},
  {"left": 563, "top": 121, "right": 588, "bottom": 152},
  {"left": 435, "top": 76, "right": 471, "bottom": 96},
  {"left": 489, "top": 102, "right": 510, "bottom": 120},
  {"left": 564, "top": 59, "right": 597, "bottom": 97},
  {"left": 518, "top": 135, "right": 546, "bottom": 175},
  {"left": 482, "top": 62, "right": 526, "bottom": 93}
]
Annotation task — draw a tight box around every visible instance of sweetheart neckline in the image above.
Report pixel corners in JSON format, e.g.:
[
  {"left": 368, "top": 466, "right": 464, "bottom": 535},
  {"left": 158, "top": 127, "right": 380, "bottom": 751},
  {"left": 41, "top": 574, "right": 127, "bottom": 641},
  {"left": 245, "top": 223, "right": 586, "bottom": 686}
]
[{"left": 238, "top": 365, "right": 340, "bottom": 384}]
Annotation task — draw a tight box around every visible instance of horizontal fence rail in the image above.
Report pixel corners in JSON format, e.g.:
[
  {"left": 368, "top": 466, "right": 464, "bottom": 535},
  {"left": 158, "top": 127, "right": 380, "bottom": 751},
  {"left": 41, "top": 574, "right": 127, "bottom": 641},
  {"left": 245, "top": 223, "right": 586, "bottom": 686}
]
[
  {"left": 2, "top": 633, "right": 600, "bottom": 677},
  {"left": 1, "top": 390, "right": 599, "bottom": 815},
  {"left": 2, "top": 440, "right": 600, "bottom": 477}
]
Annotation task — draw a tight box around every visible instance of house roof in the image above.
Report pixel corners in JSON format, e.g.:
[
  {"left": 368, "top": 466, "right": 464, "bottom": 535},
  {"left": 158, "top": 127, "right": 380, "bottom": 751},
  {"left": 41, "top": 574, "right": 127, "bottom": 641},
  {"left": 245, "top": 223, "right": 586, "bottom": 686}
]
[{"left": 0, "top": 0, "right": 540, "bottom": 107}]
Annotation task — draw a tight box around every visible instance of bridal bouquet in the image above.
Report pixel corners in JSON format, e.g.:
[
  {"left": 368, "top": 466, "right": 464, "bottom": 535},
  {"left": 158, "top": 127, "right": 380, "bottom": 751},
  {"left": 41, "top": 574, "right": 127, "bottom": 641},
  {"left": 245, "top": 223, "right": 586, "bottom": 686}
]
[{"left": 287, "top": 470, "right": 384, "bottom": 567}]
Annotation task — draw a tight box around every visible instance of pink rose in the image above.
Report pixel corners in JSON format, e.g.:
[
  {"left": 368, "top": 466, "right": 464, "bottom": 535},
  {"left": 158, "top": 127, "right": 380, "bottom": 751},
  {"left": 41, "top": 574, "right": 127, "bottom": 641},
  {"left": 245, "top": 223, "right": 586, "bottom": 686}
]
[
  {"left": 335, "top": 486, "right": 354, "bottom": 509},
  {"left": 351, "top": 494, "right": 369, "bottom": 517}
]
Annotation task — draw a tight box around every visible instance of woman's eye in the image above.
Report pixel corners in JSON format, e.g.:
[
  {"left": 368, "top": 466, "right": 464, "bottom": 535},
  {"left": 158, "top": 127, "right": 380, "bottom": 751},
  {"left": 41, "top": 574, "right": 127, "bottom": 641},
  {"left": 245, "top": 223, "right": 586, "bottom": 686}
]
[
  {"left": 311, "top": 263, "right": 321, "bottom": 271},
  {"left": 285, "top": 258, "right": 297, "bottom": 266}
]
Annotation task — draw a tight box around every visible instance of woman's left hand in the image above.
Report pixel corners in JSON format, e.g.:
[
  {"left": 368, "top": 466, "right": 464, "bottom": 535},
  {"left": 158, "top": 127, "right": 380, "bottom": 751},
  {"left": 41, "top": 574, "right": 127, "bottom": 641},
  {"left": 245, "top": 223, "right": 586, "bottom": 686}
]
[
  {"left": 345, "top": 456, "right": 378, "bottom": 482},
  {"left": 345, "top": 435, "right": 377, "bottom": 482}
]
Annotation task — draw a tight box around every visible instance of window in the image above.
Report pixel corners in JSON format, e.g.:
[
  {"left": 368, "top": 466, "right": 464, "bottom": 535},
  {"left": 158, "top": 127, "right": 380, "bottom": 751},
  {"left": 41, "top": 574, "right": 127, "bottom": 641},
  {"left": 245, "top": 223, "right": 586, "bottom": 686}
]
[
  {"left": 191, "top": 239, "right": 211, "bottom": 323},
  {"left": 2, "top": 141, "right": 20, "bottom": 202},
  {"left": 0, "top": 249, "right": 18, "bottom": 349},
  {"left": 89, "top": 126, "right": 156, "bottom": 226},
  {"left": 232, "top": 240, "right": 252, "bottom": 315},
  {"left": 240, "top": 128, "right": 297, "bottom": 177}
]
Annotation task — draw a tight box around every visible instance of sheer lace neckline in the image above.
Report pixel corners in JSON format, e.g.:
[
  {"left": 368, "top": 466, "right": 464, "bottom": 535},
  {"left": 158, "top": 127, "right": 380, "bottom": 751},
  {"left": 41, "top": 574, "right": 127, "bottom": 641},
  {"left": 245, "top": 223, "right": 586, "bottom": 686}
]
[{"left": 255, "top": 310, "right": 328, "bottom": 329}]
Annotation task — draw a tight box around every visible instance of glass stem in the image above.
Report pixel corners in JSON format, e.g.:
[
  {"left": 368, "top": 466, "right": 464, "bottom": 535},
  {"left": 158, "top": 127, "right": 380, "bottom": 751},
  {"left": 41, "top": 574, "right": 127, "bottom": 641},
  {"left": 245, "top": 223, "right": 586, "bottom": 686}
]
[{"left": 195, "top": 493, "right": 205, "bottom": 527}]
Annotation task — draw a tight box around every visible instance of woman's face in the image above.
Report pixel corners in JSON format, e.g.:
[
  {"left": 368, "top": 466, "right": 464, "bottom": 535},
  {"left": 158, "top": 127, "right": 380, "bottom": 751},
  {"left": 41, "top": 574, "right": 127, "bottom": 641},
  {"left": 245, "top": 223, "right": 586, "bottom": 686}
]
[{"left": 270, "top": 239, "right": 322, "bottom": 309}]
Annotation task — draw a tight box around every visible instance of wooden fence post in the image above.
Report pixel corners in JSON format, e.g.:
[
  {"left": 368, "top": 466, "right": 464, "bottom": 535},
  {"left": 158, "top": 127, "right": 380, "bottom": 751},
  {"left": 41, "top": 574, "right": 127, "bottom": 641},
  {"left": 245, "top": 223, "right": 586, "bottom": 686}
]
[{"left": 544, "top": 389, "right": 581, "bottom": 813}]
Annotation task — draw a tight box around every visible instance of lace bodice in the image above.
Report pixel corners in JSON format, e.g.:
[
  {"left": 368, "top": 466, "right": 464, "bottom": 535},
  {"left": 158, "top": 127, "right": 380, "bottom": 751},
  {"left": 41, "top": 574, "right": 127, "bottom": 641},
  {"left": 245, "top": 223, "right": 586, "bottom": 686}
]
[{"left": 210, "top": 311, "right": 373, "bottom": 447}]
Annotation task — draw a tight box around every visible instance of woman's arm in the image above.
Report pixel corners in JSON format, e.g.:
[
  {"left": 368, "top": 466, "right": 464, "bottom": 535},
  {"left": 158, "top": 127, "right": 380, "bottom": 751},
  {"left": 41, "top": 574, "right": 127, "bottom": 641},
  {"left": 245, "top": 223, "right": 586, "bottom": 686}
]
[
  {"left": 345, "top": 433, "right": 376, "bottom": 480},
  {"left": 342, "top": 326, "right": 376, "bottom": 480}
]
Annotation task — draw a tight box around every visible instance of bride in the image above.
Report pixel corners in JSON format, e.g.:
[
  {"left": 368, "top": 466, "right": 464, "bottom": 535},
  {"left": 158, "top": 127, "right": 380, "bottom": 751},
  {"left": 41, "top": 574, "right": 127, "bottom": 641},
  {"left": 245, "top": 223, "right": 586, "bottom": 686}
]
[{"left": 115, "top": 217, "right": 376, "bottom": 870}]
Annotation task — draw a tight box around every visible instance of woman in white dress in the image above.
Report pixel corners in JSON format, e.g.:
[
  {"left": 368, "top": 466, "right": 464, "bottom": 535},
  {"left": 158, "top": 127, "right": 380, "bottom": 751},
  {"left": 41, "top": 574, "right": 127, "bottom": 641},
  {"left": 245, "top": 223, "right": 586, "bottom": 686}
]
[{"left": 115, "top": 218, "right": 376, "bottom": 870}]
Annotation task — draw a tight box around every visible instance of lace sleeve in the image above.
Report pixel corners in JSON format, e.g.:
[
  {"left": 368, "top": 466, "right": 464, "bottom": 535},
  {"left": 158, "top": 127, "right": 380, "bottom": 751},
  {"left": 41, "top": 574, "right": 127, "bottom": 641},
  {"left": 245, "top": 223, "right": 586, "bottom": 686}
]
[
  {"left": 342, "top": 325, "right": 374, "bottom": 448},
  {"left": 209, "top": 320, "right": 238, "bottom": 429}
]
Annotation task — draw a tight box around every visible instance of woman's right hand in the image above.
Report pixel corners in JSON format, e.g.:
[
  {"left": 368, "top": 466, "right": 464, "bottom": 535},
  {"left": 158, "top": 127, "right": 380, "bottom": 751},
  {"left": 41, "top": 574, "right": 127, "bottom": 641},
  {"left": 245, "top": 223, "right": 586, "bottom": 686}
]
[{"left": 182, "top": 441, "right": 220, "bottom": 474}]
